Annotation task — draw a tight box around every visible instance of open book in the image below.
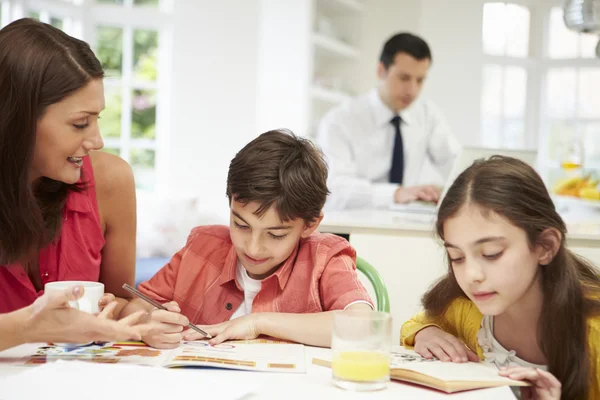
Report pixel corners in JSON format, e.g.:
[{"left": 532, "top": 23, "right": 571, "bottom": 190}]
[
  {"left": 313, "top": 346, "right": 529, "bottom": 393},
  {"left": 16, "top": 339, "right": 306, "bottom": 373}
]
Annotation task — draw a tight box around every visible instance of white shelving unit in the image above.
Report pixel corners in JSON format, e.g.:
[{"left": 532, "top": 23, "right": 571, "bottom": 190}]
[
  {"left": 313, "top": 33, "right": 360, "bottom": 60},
  {"left": 319, "top": 0, "right": 364, "bottom": 15},
  {"left": 309, "top": 0, "right": 364, "bottom": 135},
  {"left": 256, "top": 0, "right": 364, "bottom": 138},
  {"left": 311, "top": 85, "right": 352, "bottom": 104}
]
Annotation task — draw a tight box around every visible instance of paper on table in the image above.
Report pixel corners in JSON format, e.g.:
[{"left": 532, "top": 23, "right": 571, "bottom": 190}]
[
  {"left": 390, "top": 347, "right": 524, "bottom": 384},
  {"left": 0, "top": 360, "right": 258, "bottom": 400},
  {"left": 389, "top": 201, "right": 437, "bottom": 214},
  {"left": 164, "top": 341, "right": 306, "bottom": 372}
]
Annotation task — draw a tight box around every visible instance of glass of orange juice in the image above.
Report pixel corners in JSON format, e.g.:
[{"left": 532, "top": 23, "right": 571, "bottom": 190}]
[{"left": 331, "top": 311, "right": 391, "bottom": 391}]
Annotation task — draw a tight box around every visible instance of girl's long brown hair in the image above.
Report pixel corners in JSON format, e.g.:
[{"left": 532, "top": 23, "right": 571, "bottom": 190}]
[
  {"left": 0, "top": 19, "right": 104, "bottom": 265},
  {"left": 423, "top": 155, "right": 600, "bottom": 399}
]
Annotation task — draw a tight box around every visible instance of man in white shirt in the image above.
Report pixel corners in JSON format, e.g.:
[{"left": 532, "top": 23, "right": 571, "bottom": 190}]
[{"left": 316, "top": 33, "right": 459, "bottom": 210}]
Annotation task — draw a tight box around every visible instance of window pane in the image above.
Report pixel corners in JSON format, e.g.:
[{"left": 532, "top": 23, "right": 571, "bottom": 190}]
[
  {"left": 50, "top": 17, "right": 63, "bottom": 30},
  {"left": 548, "top": 121, "right": 575, "bottom": 162},
  {"left": 580, "top": 33, "right": 598, "bottom": 58},
  {"left": 481, "top": 118, "right": 502, "bottom": 148},
  {"left": 505, "top": 4, "right": 529, "bottom": 57},
  {"left": 583, "top": 123, "right": 600, "bottom": 167},
  {"left": 103, "top": 148, "right": 121, "bottom": 157},
  {"left": 96, "top": 26, "right": 123, "bottom": 77},
  {"left": 96, "top": 0, "right": 124, "bottom": 4},
  {"left": 99, "top": 87, "right": 122, "bottom": 138},
  {"left": 546, "top": 69, "right": 576, "bottom": 118},
  {"left": 503, "top": 66, "right": 527, "bottom": 118},
  {"left": 548, "top": 7, "right": 578, "bottom": 59},
  {"left": 131, "top": 149, "right": 156, "bottom": 190},
  {"left": 482, "top": 65, "right": 502, "bottom": 118},
  {"left": 578, "top": 69, "right": 600, "bottom": 118},
  {"left": 134, "top": 0, "right": 159, "bottom": 5},
  {"left": 133, "top": 29, "right": 158, "bottom": 81},
  {"left": 131, "top": 90, "right": 156, "bottom": 139},
  {"left": 29, "top": 11, "right": 40, "bottom": 19},
  {"left": 482, "top": 3, "right": 506, "bottom": 56},
  {"left": 504, "top": 119, "right": 525, "bottom": 148}
]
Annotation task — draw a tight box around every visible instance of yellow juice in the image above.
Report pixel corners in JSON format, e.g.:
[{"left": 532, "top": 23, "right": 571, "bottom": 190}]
[
  {"left": 332, "top": 351, "right": 390, "bottom": 382},
  {"left": 561, "top": 161, "right": 582, "bottom": 170}
]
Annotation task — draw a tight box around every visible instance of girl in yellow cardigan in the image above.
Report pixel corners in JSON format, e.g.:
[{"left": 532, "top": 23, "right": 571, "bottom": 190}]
[{"left": 401, "top": 156, "right": 600, "bottom": 400}]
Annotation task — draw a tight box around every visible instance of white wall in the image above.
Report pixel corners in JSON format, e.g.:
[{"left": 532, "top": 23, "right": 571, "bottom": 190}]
[
  {"left": 416, "top": 0, "right": 484, "bottom": 147},
  {"left": 165, "top": 0, "right": 547, "bottom": 201},
  {"left": 255, "top": 0, "right": 313, "bottom": 136},
  {"left": 354, "top": 0, "right": 482, "bottom": 149},
  {"left": 355, "top": 0, "right": 421, "bottom": 94},
  {"left": 167, "top": 0, "right": 261, "bottom": 218}
]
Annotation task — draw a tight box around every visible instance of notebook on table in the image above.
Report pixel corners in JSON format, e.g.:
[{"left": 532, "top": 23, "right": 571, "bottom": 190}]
[
  {"left": 312, "top": 346, "right": 529, "bottom": 393},
  {"left": 11, "top": 339, "right": 306, "bottom": 373}
]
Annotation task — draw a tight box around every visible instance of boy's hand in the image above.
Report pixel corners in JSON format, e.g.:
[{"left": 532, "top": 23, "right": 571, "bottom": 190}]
[
  {"left": 142, "top": 301, "right": 189, "bottom": 349},
  {"left": 183, "top": 314, "right": 259, "bottom": 345},
  {"left": 414, "top": 326, "right": 479, "bottom": 363},
  {"left": 499, "top": 367, "right": 561, "bottom": 400}
]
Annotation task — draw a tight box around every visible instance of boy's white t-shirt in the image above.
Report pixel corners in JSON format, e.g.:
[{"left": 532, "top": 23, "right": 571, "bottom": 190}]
[
  {"left": 229, "top": 260, "right": 373, "bottom": 320},
  {"left": 230, "top": 260, "right": 263, "bottom": 320}
]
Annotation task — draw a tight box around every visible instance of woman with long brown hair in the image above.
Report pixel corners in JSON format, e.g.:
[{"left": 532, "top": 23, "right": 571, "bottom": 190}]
[
  {"left": 0, "top": 18, "right": 143, "bottom": 342},
  {"left": 401, "top": 156, "right": 600, "bottom": 399}
]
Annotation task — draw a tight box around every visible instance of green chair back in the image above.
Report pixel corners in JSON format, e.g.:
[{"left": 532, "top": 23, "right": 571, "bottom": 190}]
[{"left": 356, "top": 256, "right": 390, "bottom": 313}]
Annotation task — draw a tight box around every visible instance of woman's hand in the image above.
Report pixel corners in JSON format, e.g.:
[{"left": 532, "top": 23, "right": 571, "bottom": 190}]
[
  {"left": 98, "top": 293, "right": 116, "bottom": 316},
  {"left": 21, "top": 285, "right": 151, "bottom": 344}
]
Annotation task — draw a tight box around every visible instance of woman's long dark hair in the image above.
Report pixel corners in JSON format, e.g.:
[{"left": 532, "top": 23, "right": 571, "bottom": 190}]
[
  {"left": 0, "top": 19, "right": 104, "bottom": 265},
  {"left": 422, "top": 156, "right": 600, "bottom": 399}
]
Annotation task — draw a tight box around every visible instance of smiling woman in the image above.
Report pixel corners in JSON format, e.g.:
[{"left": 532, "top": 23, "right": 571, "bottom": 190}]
[{"left": 0, "top": 19, "right": 138, "bottom": 319}]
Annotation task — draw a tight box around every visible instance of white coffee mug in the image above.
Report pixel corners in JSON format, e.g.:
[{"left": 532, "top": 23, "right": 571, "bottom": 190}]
[
  {"left": 43, "top": 281, "right": 105, "bottom": 347},
  {"left": 44, "top": 281, "right": 105, "bottom": 314}
]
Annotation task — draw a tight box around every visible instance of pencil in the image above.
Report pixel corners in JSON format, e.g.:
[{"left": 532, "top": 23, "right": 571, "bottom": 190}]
[{"left": 122, "top": 283, "right": 212, "bottom": 339}]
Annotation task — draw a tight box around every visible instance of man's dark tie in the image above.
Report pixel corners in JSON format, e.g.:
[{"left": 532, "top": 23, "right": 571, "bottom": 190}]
[{"left": 389, "top": 115, "right": 404, "bottom": 184}]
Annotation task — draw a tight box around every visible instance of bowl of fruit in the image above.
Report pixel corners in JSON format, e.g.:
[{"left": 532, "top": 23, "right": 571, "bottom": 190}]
[{"left": 552, "top": 175, "right": 600, "bottom": 210}]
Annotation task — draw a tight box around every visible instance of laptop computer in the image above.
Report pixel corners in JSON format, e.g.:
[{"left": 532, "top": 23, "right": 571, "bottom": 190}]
[{"left": 389, "top": 146, "right": 539, "bottom": 215}]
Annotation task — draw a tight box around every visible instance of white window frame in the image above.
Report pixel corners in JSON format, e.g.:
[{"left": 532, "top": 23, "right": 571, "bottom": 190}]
[
  {"left": 481, "top": 0, "right": 542, "bottom": 150},
  {"left": 7, "top": 0, "right": 83, "bottom": 35},
  {"left": 536, "top": 0, "right": 600, "bottom": 174},
  {"left": 85, "top": 0, "right": 173, "bottom": 192},
  {"left": 0, "top": 1, "right": 11, "bottom": 27}
]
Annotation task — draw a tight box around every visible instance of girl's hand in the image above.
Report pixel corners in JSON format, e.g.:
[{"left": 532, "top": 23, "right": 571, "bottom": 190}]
[
  {"left": 413, "top": 326, "right": 479, "bottom": 363},
  {"left": 183, "top": 314, "right": 259, "bottom": 345},
  {"left": 499, "top": 367, "right": 561, "bottom": 400}
]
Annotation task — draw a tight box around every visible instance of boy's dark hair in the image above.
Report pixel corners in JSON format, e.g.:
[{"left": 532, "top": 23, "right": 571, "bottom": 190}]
[
  {"left": 226, "top": 129, "right": 330, "bottom": 223},
  {"left": 379, "top": 32, "right": 432, "bottom": 69}
]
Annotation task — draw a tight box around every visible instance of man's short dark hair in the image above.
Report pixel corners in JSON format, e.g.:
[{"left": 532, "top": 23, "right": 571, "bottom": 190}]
[
  {"left": 226, "top": 129, "right": 330, "bottom": 223},
  {"left": 379, "top": 32, "right": 432, "bottom": 69}
]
